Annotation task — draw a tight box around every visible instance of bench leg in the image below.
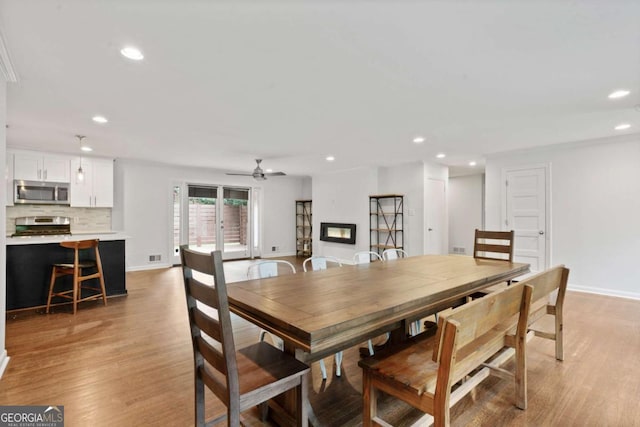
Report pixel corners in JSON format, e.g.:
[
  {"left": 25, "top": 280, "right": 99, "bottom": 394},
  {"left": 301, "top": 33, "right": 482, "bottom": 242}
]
[
  {"left": 515, "top": 334, "right": 527, "bottom": 410},
  {"left": 555, "top": 309, "right": 564, "bottom": 361},
  {"left": 362, "top": 372, "right": 376, "bottom": 427}
]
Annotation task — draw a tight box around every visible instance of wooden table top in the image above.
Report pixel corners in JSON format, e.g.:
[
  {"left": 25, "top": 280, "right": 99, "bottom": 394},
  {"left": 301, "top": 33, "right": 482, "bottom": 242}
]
[{"left": 227, "top": 255, "right": 529, "bottom": 358}]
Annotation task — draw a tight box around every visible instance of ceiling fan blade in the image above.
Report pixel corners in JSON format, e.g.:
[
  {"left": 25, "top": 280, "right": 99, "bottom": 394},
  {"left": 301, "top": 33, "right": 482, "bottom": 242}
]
[
  {"left": 265, "top": 172, "right": 286, "bottom": 176},
  {"left": 225, "top": 173, "right": 254, "bottom": 176}
]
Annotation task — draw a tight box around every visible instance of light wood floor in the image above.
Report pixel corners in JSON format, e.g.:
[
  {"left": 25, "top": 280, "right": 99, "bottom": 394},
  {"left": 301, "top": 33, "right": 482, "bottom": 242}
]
[{"left": 2, "top": 257, "right": 640, "bottom": 426}]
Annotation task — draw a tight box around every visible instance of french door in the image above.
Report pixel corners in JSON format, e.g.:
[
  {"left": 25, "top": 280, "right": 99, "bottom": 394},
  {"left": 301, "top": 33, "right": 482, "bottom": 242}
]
[{"left": 173, "top": 184, "right": 253, "bottom": 262}]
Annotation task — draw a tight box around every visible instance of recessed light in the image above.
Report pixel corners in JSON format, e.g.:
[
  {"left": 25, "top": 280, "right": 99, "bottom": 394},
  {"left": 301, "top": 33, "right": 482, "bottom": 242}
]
[
  {"left": 469, "top": 161, "right": 477, "bottom": 166},
  {"left": 413, "top": 136, "right": 425, "bottom": 144},
  {"left": 608, "top": 90, "right": 630, "bottom": 99},
  {"left": 614, "top": 123, "right": 631, "bottom": 130},
  {"left": 81, "top": 146, "right": 93, "bottom": 152},
  {"left": 266, "top": 169, "right": 273, "bottom": 173},
  {"left": 436, "top": 153, "right": 446, "bottom": 159},
  {"left": 326, "top": 156, "right": 335, "bottom": 162},
  {"left": 120, "top": 46, "right": 144, "bottom": 61},
  {"left": 92, "top": 115, "right": 108, "bottom": 124}
]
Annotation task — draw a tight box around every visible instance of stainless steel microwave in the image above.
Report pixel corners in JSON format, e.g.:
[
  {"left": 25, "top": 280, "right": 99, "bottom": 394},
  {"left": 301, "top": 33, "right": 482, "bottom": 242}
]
[{"left": 14, "top": 180, "right": 70, "bottom": 205}]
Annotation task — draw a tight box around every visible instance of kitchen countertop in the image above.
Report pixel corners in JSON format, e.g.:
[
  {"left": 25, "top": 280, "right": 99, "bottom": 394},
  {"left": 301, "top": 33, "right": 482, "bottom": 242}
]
[{"left": 5, "top": 231, "right": 130, "bottom": 245}]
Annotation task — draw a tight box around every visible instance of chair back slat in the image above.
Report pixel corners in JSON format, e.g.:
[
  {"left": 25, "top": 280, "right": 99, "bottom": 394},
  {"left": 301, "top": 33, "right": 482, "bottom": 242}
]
[
  {"left": 182, "top": 248, "right": 216, "bottom": 275},
  {"left": 193, "top": 307, "right": 223, "bottom": 344},
  {"left": 473, "top": 229, "right": 514, "bottom": 262},
  {"left": 196, "top": 335, "right": 227, "bottom": 375},
  {"left": 187, "top": 278, "right": 220, "bottom": 309}
]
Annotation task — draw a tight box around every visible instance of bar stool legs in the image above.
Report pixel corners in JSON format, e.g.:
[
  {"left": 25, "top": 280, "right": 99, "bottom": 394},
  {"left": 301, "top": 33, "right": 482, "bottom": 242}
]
[{"left": 46, "top": 239, "right": 107, "bottom": 314}]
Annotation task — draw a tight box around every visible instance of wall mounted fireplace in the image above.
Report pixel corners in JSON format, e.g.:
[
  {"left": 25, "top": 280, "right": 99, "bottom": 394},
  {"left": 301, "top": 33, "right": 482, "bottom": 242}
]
[{"left": 319, "top": 222, "right": 356, "bottom": 244}]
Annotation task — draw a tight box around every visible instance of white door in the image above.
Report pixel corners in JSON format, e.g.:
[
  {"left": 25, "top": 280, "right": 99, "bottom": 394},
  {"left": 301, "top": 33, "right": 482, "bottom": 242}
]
[
  {"left": 425, "top": 179, "right": 447, "bottom": 254},
  {"left": 503, "top": 166, "right": 548, "bottom": 273}
]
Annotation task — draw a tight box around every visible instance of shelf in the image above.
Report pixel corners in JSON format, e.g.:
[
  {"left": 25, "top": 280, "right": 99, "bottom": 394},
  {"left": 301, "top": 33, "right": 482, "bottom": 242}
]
[
  {"left": 296, "top": 200, "right": 312, "bottom": 257},
  {"left": 369, "top": 195, "right": 404, "bottom": 257},
  {"left": 371, "top": 244, "right": 404, "bottom": 249}
]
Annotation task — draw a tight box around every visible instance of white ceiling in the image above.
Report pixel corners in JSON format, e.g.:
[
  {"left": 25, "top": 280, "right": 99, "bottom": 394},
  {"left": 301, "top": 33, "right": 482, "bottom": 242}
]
[{"left": 1, "top": 1, "right": 639, "bottom": 177}]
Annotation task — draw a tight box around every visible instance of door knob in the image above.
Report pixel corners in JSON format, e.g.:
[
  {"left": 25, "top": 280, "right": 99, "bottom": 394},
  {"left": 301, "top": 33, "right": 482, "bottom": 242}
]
[
  {"left": 428, "top": 228, "right": 433, "bottom": 231},
  {"left": 539, "top": 230, "right": 544, "bottom": 235}
]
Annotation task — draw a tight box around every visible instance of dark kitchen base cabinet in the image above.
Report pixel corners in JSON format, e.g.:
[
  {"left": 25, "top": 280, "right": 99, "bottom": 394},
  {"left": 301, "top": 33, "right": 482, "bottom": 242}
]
[{"left": 6, "top": 240, "right": 127, "bottom": 311}]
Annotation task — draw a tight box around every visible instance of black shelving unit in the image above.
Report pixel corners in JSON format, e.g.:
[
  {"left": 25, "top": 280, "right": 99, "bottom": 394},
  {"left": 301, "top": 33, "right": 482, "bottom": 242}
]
[
  {"left": 296, "top": 200, "right": 312, "bottom": 257},
  {"left": 369, "top": 194, "right": 404, "bottom": 258}
]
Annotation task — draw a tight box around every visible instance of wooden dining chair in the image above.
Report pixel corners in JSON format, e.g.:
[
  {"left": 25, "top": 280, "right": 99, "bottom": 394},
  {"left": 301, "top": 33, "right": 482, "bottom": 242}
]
[
  {"left": 180, "top": 246, "right": 310, "bottom": 426},
  {"left": 247, "top": 260, "right": 297, "bottom": 351},
  {"left": 302, "top": 255, "right": 344, "bottom": 379},
  {"left": 381, "top": 248, "right": 408, "bottom": 261},
  {"left": 473, "top": 229, "right": 515, "bottom": 262},
  {"left": 46, "top": 239, "right": 107, "bottom": 314},
  {"left": 302, "top": 255, "right": 342, "bottom": 272},
  {"left": 247, "top": 259, "right": 297, "bottom": 279},
  {"left": 470, "top": 229, "right": 516, "bottom": 298},
  {"left": 353, "top": 251, "right": 383, "bottom": 264}
]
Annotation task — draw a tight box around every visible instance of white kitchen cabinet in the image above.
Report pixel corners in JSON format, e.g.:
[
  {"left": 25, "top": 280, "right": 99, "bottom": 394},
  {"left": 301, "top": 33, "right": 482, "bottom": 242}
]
[
  {"left": 13, "top": 151, "right": 70, "bottom": 183},
  {"left": 70, "top": 157, "right": 114, "bottom": 207}
]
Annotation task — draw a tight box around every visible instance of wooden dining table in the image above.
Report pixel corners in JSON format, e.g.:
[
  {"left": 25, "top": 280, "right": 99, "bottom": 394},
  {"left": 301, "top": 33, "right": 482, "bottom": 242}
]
[
  {"left": 227, "top": 254, "right": 528, "bottom": 425},
  {"left": 228, "top": 254, "right": 529, "bottom": 363}
]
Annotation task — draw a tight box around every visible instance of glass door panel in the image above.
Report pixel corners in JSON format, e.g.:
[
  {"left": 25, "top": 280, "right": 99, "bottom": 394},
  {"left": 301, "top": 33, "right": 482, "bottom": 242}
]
[
  {"left": 187, "top": 185, "right": 218, "bottom": 254},
  {"left": 221, "top": 187, "right": 250, "bottom": 259}
]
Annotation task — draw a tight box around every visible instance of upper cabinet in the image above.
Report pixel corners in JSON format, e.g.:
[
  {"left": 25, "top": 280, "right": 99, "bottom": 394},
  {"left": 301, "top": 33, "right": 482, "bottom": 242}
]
[
  {"left": 70, "top": 157, "right": 114, "bottom": 207},
  {"left": 13, "top": 151, "right": 70, "bottom": 183}
]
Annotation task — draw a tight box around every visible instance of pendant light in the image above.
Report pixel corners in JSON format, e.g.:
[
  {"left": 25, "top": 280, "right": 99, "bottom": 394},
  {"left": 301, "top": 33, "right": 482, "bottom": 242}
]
[{"left": 75, "top": 135, "right": 86, "bottom": 182}]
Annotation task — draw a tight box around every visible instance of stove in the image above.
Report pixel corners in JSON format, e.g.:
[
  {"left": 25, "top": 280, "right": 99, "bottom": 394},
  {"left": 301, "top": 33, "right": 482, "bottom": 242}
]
[{"left": 12, "top": 216, "right": 72, "bottom": 237}]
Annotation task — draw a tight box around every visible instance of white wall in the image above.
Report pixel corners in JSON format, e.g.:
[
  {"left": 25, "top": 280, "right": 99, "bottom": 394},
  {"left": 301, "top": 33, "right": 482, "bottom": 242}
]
[
  {"left": 0, "top": 80, "right": 8, "bottom": 377},
  {"left": 312, "top": 167, "right": 378, "bottom": 262},
  {"left": 378, "top": 162, "right": 425, "bottom": 256},
  {"left": 311, "top": 161, "right": 448, "bottom": 263},
  {"left": 485, "top": 135, "right": 640, "bottom": 299},
  {"left": 448, "top": 174, "right": 484, "bottom": 255},
  {"left": 113, "top": 159, "right": 306, "bottom": 269}
]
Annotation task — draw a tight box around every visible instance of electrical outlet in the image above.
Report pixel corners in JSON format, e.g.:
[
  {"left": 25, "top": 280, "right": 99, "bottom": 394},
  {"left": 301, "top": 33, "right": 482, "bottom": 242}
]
[
  {"left": 452, "top": 247, "right": 466, "bottom": 254},
  {"left": 271, "top": 246, "right": 278, "bottom": 252},
  {"left": 149, "top": 254, "right": 162, "bottom": 262}
]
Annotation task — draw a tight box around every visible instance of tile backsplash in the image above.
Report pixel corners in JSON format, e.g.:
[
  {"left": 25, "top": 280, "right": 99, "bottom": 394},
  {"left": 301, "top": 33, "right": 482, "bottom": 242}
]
[{"left": 6, "top": 206, "right": 112, "bottom": 234}]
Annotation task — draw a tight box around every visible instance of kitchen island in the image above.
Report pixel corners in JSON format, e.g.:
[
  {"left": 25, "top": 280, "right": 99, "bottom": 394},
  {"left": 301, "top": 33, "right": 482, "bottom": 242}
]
[{"left": 6, "top": 233, "right": 128, "bottom": 311}]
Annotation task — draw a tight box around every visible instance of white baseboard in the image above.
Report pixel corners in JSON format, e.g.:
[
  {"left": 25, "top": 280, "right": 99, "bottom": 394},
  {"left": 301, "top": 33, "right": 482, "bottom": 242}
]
[
  {"left": 126, "top": 263, "right": 172, "bottom": 272},
  {"left": 262, "top": 251, "right": 297, "bottom": 258},
  {"left": 0, "top": 349, "right": 10, "bottom": 379},
  {"left": 568, "top": 284, "right": 640, "bottom": 301}
]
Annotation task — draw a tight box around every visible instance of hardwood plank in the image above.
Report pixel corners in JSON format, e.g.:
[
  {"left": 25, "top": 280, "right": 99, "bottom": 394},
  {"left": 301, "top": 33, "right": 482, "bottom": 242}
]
[{"left": 1, "top": 258, "right": 639, "bottom": 426}]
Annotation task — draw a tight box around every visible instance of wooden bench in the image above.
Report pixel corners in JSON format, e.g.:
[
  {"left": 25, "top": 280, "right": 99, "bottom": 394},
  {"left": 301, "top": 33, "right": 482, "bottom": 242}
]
[
  {"left": 526, "top": 265, "right": 569, "bottom": 361},
  {"left": 359, "top": 280, "right": 533, "bottom": 427}
]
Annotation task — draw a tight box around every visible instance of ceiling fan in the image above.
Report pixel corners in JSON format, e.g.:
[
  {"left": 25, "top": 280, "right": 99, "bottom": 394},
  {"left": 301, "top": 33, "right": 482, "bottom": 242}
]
[{"left": 226, "top": 159, "right": 286, "bottom": 181}]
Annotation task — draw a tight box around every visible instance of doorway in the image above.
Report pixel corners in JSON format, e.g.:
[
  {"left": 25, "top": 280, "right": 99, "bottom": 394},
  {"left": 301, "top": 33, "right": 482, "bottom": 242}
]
[
  {"left": 502, "top": 165, "right": 549, "bottom": 273},
  {"left": 173, "top": 184, "right": 253, "bottom": 262},
  {"left": 425, "top": 178, "right": 447, "bottom": 254}
]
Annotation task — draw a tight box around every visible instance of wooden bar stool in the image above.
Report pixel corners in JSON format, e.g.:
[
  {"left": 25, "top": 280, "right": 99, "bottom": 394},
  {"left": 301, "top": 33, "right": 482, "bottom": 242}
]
[{"left": 46, "top": 239, "right": 107, "bottom": 314}]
